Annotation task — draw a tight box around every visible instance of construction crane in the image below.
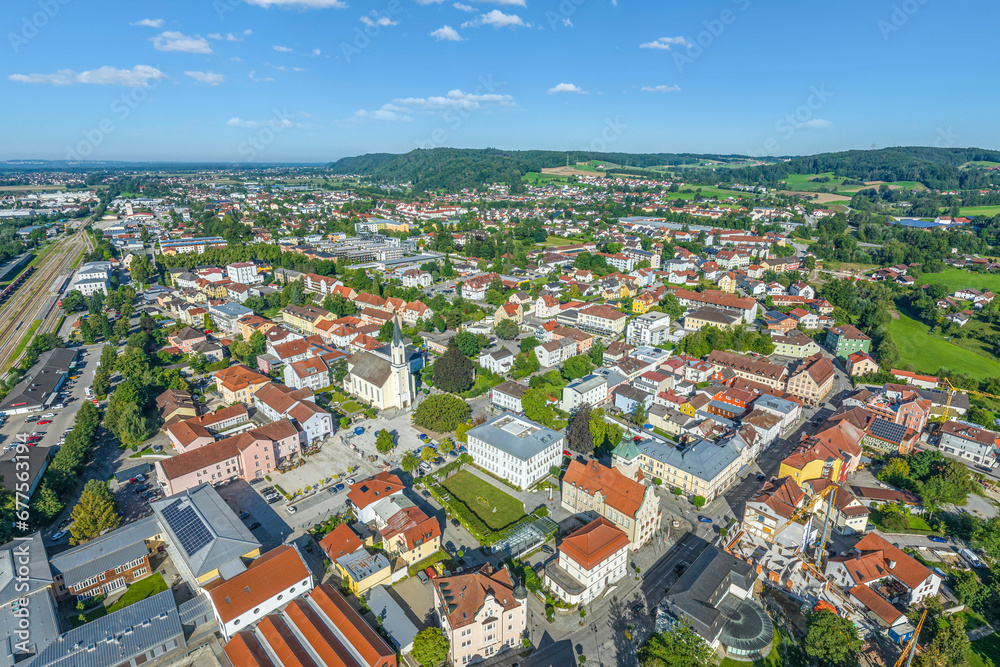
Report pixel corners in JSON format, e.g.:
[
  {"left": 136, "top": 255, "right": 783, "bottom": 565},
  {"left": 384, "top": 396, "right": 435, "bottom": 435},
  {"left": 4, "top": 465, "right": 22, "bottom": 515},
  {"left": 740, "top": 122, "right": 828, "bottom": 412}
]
[
  {"left": 894, "top": 609, "right": 927, "bottom": 667},
  {"left": 940, "top": 378, "right": 1000, "bottom": 420},
  {"left": 815, "top": 486, "right": 837, "bottom": 569},
  {"left": 768, "top": 484, "right": 834, "bottom": 547}
]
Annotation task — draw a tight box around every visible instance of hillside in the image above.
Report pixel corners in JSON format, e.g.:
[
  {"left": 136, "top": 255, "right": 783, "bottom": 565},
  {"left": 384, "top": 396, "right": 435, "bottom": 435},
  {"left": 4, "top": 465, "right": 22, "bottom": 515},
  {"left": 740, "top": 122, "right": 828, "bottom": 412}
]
[{"left": 328, "top": 146, "right": 1000, "bottom": 192}]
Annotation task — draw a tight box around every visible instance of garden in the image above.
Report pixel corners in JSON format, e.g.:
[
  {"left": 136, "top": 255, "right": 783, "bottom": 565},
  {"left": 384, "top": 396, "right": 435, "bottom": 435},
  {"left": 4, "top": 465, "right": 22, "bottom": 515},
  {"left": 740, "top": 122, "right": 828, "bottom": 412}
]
[{"left": 440, "top": 470, "right": 527, "bottom": 532}]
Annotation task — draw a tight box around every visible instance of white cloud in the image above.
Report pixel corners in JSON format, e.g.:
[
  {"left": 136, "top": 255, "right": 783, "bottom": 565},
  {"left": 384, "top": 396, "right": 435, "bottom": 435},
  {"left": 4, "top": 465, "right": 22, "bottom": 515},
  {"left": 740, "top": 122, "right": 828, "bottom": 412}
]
[
  {"left": 130, "top": 18, "right": 164, "bottom": 28},
  {"left": 226, "top": 117, "right": 305, "bottom": 129},
  {"left": 152, "top": 31, "right": 212, "bottom": 54},
  {"left": 242, "top": 0, "right": 347, "bottom": 7},
  {"left": 351, "top": 105, "right": 413, "bottom": 122},
  {"left": 209, "top": 32, "right": 246, "bottom": 41},
  {"left": 185, "top": 70, "right": 225, "bottom": 85},
  {"left": 798, "top": 118, "right": 832, "bottom": 129},
  {"left": 293, "top": 66, "right": 306, "bottom": 71},
  {"left": 249, "top": 70, "right": 275, "bottom": 82},
  {"left": 453, "top": 2, "right": 474, "bottom": 10},
  {"left": 273, "top": 45, "right": 293, "bottom": 52},
  {"left": 641, "top": 84, "right": 680, "bottom": 93},
  {"left": 361, "top": 14, "right": 398, "bottom": 27},
  {"left": 548, "top": 82, "right": 585, "bottom": 94},
  {"left": 639, "top": 36, "right": 691, "bottom": 51},
  {"left": 312, "top": 48, "right": 322, "bottom": 56},
  {"left": 418, "top": 0, "right": 525, "bottom": 4},
  {"left": 348, "top": 88, "right": 515, "bottom": 123},
  {"left": 9, "top": 65, "right": 166, "bottom": 86},
  {"left": 462, "top": 9, "right": 528, "bottom": 28},
  {"left": 431, "top": 25, "right": 463, "bottom": 41}
]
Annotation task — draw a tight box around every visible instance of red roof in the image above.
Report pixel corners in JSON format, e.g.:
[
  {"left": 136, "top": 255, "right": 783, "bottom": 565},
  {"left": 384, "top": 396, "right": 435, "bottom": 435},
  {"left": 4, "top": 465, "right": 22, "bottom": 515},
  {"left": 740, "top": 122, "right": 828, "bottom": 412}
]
[{"left": 209, "top": 546, "right": 310, "bottom": 623}]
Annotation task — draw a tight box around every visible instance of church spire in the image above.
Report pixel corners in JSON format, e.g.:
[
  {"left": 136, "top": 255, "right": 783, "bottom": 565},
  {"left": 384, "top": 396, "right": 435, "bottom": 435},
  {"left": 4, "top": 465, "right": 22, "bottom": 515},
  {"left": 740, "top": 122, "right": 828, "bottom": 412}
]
[{"left": 392, "top": 314, "right": 403, "bottom": 348}]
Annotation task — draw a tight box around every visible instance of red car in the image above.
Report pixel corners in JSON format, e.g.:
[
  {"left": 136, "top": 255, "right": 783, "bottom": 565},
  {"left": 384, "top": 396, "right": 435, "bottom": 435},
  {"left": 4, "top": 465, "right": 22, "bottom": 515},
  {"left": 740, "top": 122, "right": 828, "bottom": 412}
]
[
  {"left": 563, "top": 450, "right": 571, "bottom": 457},
  {"left": 424, "top": 567, "right": 438, "bottom": 580},
  {"left": 37, "top": 420, "right": 52, "bottom": 425}
]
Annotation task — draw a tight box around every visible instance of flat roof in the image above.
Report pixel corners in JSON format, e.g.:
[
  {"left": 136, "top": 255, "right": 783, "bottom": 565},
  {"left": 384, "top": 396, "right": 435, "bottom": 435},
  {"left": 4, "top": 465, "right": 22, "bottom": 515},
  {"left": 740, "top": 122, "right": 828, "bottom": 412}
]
[{"left": 467, "top": 413, "right": 564, "bottom": 462}]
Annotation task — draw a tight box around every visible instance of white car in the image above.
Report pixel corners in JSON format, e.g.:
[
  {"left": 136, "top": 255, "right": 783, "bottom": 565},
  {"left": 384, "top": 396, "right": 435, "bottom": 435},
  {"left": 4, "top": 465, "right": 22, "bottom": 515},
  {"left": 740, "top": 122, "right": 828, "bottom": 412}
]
[
  {"left": 42, "top": 413, "right": 56, "bottom": 418},
  {"left": 346, "top": 478, "right": 356, "bottom": 485},
  {"left": 50, "top": 531, "right": 69, "bottom": 541},
  {"left": 286, "top": 505, "right": 297, "bottom": 514}
]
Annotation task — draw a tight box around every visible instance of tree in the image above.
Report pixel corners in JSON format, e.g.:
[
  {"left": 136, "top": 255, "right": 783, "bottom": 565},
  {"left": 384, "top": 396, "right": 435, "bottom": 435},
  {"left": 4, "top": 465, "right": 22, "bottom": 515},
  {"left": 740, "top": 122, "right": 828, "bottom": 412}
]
[
  {"left": 117, "top": 402, "right": 151, "bottom": 449},
  {"left": 803, "top": 609, "right": 863, "bottom": 667},
  {"left": 522, "top": 388, "right": 554, "bottom": 426},
  {"left": 589, "top": 339, "right": 605, "bottom": 366},
  {"left": 61, "top": 290, "right": 86, "bottom": 312},
  {"left": 230, "top": 340, "right": 252, "bottom": 364},
  {"left": 118, "top": 346, "right": 149, "bottom": 381},
  {"left": 916, "top": 615, "right": 970, "bottom": 667},
  {"left": 568, "top": 404, "right": 594, "bottom": 454},
  {"left": 631, "top": 400, "right": 646, "bottom": 426},
  {"left": 692, "top": 496, "right": 706, "bottom": 508},
  {"left": 454, "top": 422, "right": 472, "bottom": 443},
  {"left": 114, "top": 317, "right": 131, "bottom": 339},
  {"left": 69, "top": 479, "right": 120, "bottom": 545},
  {"left": 494, "top": 319, "right": 519, "bottom": 340},
  {"left": 421, "top": 446, "right": 436, "bottom": 462},
  {"left": 376, "top": 429, "right": 395, "bottom": 454},
  {"left": 433, "top": 347, "right": 475, "bottom": 393},
  {"left": 519, "top": 336, "right": 540, "bottom": 353},
  {"left": 129, "top": 254, "right": 155, "bottom": 284},
  {"left": 438, "top": 438, "right": 454, "bottom": 456},
  {"left": 79, "top": 318, "right": 96, "bottom": 344},
  {"left": 511, "top": 351, "right": 540, "bottom": 379},
  {"left": 332, "top": 359, "right": 348, "bottom": 383},
  {"left": 453, "top": 332, "right": 482, "bottom": 358},
  {"left": 413, "top": 394, "right": 470, "bottom": 433},
  {"left": 377, "top": 320, "right": 395, "bottom": 343},
  {"left": 951, "top": 569, "right": 982, "bottom": 607},
  {"left": 401, "top": 451, "right": 421, "bottom": 474},
  {"left": 92, "top": 366, "right": 111, "bottom": 397},
  {"left": 411, "top": 628, "right": 450, "bottom": 667},
  {"left": 561, "top": 355, "right": 593, "bottom": 381},
  {"left": 638, "top": 624, "right": 718, "bottom": 667}
]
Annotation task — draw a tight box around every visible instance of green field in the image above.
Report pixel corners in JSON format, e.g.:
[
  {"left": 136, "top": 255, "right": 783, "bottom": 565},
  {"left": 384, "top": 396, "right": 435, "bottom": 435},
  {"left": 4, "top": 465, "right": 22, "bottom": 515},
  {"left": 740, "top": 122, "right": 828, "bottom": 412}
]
[
  {"left": 888, "top": 308, "right": 1000, "bottom": 379},
  {"left": 522, "top": 172, "right": 573, "bottom": 184},
  {"left": 545, "top": 235, "right": 577, "bottom": 246},
  {"left": 779, "top": 172, "right": 865, "bottom": 193},
  {"left": 440, "top": 470, "right": 526, "bottom": 531},
  {"left": 971, "top": 633, "right": 1000, "bottom": 667},
  {"left": 964, "top": 160, "right": 1000, "bottom": 169},
  {"left": 959, "top": 205, "right": 1000, "bottom": 217},
  {"left": 917, "top": 268, "right": 1000, "bottom": 293},
  {"left": 884, "top": 180, "right": 926, "bottom": 190}
]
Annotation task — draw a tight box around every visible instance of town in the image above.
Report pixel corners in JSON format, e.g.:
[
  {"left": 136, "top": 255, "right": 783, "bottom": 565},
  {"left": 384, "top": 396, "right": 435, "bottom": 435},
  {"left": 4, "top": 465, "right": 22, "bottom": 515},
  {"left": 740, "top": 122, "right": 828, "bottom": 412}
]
[{"left": 1, "top": 154, "right": 1000, "bottom": 667}]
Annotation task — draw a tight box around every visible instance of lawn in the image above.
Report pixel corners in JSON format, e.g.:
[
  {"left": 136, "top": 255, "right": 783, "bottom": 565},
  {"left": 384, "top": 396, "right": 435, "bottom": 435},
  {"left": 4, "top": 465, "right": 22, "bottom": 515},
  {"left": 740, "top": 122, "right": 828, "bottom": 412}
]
[
  {"left": 440, "top": 470, "right": 526, "bottom": 531},
  {"left": 971, "top": 633, "right": 1000, "bottom": 667},
  {"left": 545, "top": 235, "right": 577, "bottom": 246},
  {"left": 916, "top": 268, "right": 1000, "bottom": 294},
  {"left": 107, "top": 573, "right": 168, "bottom": 613},
  {"left": 887, "top": 307, "right": 1000, "bottom": 379},
  {"left": 779, "top": 172, "right": 866, "bottom": 194},
  {"left": 960, "top": 205, "right": 1000, "bottom": 217},
  {"left": 341, "top": 400, "right": 362, "bottom": 413}
]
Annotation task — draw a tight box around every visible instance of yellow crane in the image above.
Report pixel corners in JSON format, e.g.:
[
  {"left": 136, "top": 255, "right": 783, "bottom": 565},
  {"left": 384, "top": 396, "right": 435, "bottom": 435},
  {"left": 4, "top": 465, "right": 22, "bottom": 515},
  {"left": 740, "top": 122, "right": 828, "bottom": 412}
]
[
  {"left": 894, "top": 609, "right": 927, "bottom": 667},
  {"left": 940, "top": 378, "right": 1000, "bottom": 419},
  {"left": 767, "top": 484, "right": 834, "bottom": 547}
]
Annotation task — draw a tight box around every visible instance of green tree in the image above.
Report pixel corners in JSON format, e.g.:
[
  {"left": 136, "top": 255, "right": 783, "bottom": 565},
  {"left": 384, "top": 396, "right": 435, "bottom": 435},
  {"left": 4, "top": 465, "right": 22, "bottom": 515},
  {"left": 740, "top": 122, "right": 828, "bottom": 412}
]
[
  {"left": 421, "top": 446, "right": 436, "bottom": 462},
  {"left": 99, "top": 343, "right": 118, "bottom": 372},
  {"left": 92, "top": 366, "right": 111, "bottom": 397},
  {"left": 511, "top": 351, "right": 540, "bottom": 379},
  {"left": 411, "top": 628, "right": 450, "bottom": 667},
  {"left": 401, "top": 451, "right": 421, "bottom": 474},
  {"left": 589, "top": 339, "right": 605, "bottom": 366},
  {"left": 413, "top": 394, "right": 470, "bottom": 433},
  {"left": 494, "top": 319, "right": 519, "bottom": 340},
  {"left": 804, "top": 609, "right": 862, "bottom": 667},
  {"left": 129, "top": 254, "right": 155, "bottom": 283},
  {"left": 69, "top": 480, "right": 120, "bottom": 545},
  {"left": 61, "top": 290, "right": 86, "bottom": 312},
  {"left": 79, "top": 319, "right": 96, "bottom": 345},
  {"left": 114, "top": 317, "right": 131, "bottom": 339},
  {"left": 453, "top": 332, "right": 482, "bottom": 358},
  {"left": 117, "top": 346, "right": 149, "bottom": 381},
  {"left": 561, "top": 355, "right": 593, "bottom": 381},
  {"left": 522, "top": 387, "right": 555, "bottom": 426},
  {"left": 117, "top": 402, "right": 151, "bottom": 449},
  {"left": 519, "top": 336, "right": 541, "bottom": 353},
  {"left": 376, "top": 429, "right": 395, "bottom": 454},
  {"left": 631, "top": 400, "right": 647, "bottom": 426},
  {"left": 568, "top": 403, "right": 594, "bottom": 454},
  {"left": 638, "top": 624, "right": 718, "bottom": 667},
  {"left": 438, "top": 438, "right": 454, "bottom": 456},
  {"left": 433, "top": 347, "right": 475, "bottom": 393},
  {"left": 915, "top": 615, "right": 970, "bottom": 667}
]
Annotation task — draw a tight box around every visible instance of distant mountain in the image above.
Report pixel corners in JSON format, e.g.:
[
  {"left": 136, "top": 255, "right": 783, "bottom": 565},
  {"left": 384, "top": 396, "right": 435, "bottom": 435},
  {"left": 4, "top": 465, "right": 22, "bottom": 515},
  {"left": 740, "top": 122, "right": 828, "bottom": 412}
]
[{"left": 328, "top": 146, "right": 1000, "bottom": 192}]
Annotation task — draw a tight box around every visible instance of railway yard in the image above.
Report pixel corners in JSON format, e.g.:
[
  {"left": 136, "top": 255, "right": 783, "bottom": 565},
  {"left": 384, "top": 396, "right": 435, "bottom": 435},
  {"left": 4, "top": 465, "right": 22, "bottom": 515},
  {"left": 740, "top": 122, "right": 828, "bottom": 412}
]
[{"left": 0, "top": 228, "right": 93, "bottom": 376}]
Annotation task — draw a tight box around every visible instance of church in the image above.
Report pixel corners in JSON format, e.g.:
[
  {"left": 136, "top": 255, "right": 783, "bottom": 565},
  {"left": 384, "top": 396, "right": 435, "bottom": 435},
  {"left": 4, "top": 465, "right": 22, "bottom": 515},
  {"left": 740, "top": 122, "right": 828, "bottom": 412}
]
[{"left": 344, "top": 316, "right": 417, "bottom": 411}]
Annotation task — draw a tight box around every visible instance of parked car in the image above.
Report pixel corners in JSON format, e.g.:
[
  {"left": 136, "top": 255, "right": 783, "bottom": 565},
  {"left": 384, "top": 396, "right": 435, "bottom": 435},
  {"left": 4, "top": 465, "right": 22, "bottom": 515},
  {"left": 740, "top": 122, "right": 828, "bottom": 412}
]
[
  {"left": 327, "top": 487, "right": 339, "bottom": 495},
  {"left": 416, "top": 571, "right": 429, "bottom": 583},
  {"left": 756, "top": 474, "right": 766, "bottom": 482},
  {"left": 248, "top": 522, "right": 261, "bottom": 530},
  {"left": 631, "top": 602, "right": 645, "bottom": 615},
  {"left": 540, "top": 545, "right": 554, "bottom": 555},
  {"left": 445, "top": 541, "right": 456, "bottom": 553},
  {"left": 422, "top": 490, "right": 431, "bottom": 498},
  {"left": 51, "top": 530, "right": 68, "bottom": 541},
  {"left": 423, "top": 567, "right": 438, "bottom": 580},
  {"left": 334, "top": 483, "right": 345, "bottom": 491},
  {"left": 451, "top": 518, "right": 461, "bottom": 528},
  {"left": 286, "top": 505, "right": 297, "bottom": 514},
  {"left": 238, "top": 511, "right": 250, "bottom": 519},
  {"left": 346, "top": 478, "right": 356, "bottom": 485},
  {"left": 698, "top": 516, "right": 713, "bottom": 523},
  {"left": 42, "top": 413, "right": 55, "bottom": 418},
  {"left": 37, "top": 420, "right": 52, "bottom": 426},
  {"left": 928, "top": 536, "right": 948, "bottom": 544}
]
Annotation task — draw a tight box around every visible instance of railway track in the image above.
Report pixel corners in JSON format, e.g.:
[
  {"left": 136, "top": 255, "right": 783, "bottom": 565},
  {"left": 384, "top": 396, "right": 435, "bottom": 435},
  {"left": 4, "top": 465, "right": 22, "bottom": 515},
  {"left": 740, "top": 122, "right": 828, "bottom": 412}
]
[{"left": 0, "top": 230, "right": 92, "bottom": 374}]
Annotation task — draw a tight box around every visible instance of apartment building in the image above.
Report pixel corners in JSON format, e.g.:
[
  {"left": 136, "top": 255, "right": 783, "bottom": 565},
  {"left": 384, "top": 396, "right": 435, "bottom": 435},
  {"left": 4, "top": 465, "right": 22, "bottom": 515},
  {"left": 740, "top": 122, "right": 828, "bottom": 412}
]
[
  {"left": 707, "top": 350, "right": 788, "bottom": 390},
  {"left": 617, "top": 434, "right": 743, "bottom": 502},
  {"left": 281, "top": 303, "right": 336, "bottom": 335},
  {"left": 560, "top": 375, "right": 609, "bottom": 412},
  {"left": 785, "top": 353, "right": 835, "bottom": 405},
  {"left": 543, "top": 517, "right": 630, "bottom": 605},
  {"left": 561, "top": 459, "right": 660, "bottom": 549},
  {"left": 214, "top": 364, "right": 271, "bottom": 404},
  {"left": 576, "top": 304, "right": 628, "bottom": 337},
  {"left": 253, "top": 382, "right": 333, "bottom": 447},
  {"left": 826, "top": 324, "right": 872, "bottom": 359},
  {"left": 226, "top": 261, "right": 262, "bottom": 285},
  {"left": 627, "top": 311, "right": 672, "bottom": 346},
  {"left": 491, "top": 380, "right": 527, "bottom": 413},
  {"left": 466, "top": 414, "right": 564, "bottom": 489},
  {"left": 938, "top": 420, "right": 1000, "bottom": 468}
]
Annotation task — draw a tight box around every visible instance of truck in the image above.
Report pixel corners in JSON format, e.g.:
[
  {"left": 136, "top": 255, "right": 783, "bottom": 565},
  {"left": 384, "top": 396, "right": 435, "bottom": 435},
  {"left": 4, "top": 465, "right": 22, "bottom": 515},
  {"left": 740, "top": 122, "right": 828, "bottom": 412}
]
[{"left": 960, "top": 548, "right": 984, "bottom": 568}]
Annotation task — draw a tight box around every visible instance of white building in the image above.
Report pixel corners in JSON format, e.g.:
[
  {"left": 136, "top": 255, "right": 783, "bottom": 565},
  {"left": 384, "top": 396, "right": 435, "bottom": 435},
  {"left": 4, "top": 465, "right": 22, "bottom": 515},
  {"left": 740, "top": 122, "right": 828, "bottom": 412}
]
[
  {"left": 226, "top": 261, "right": 262, "bottom": 285},
  {"left": 466, "top": 414, "right": 564, "bottom": 490},
  {"left": 543, "top": 517, "right": 629, "bottom": 605},
  {"left": 938, "top": 420, "right": 1000, "bottom": 468},
  {"left": 490, "top": 381, "right": 526, "bottom": 413},
  {"left": 283, "top": 357, "right": 330, "bottom": 392},
  {"left": 560, "top": 375, "right": 608, "bottom": 412},
  {"left": 626, "top": 311, "right": 671, "bottom": 347},
  {"left": 478, "top": 348, "right": 515, "bottom": 374}
]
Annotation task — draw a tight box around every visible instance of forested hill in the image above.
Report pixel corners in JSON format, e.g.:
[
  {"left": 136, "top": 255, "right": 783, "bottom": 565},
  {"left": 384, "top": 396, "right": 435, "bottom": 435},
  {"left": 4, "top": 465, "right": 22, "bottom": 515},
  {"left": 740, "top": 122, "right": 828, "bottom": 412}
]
[
  {"left": 328, "top": 146, "right": 1000, "bottom": 192},
  {"left": 327, "top": 148, "right": 720, "bottom": 191},
  {"left": 721, "top": 147, "right": 1000, "bottom": 191}
]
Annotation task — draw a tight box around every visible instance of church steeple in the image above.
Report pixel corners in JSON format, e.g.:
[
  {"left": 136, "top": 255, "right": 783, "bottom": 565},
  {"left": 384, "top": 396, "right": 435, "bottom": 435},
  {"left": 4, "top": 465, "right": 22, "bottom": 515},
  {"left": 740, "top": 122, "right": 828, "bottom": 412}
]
[{"left": 391, "top": 315, "right": 405, "bottom": 367}]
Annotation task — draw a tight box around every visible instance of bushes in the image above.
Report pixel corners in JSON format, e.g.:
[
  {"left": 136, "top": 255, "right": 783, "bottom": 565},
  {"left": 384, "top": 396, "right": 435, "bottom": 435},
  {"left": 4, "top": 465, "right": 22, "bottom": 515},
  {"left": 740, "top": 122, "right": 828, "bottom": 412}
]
[
  {"left": 692, "top": 495, "right": 706, "bottom": 508},
  {"left": 673, "top": 487, "right": 683, "bottom": 496}
]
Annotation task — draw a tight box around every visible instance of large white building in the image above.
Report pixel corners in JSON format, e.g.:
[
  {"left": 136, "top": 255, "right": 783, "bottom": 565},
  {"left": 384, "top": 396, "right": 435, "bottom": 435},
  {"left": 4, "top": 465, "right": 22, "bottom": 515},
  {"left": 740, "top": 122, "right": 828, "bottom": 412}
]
[
  {"left": 543, "top": 517, "right": 629, "bottom": 605},
  {"left": 627, "top": 311, "right": 671, "bottom": 346},
  {"left": 226, "top": 261, "right": 262, "bottom": 285},
  {"left": 465, "top": 414, "right": 564, "bottom": 490},
  {"left": 560, "top": 375, "right": 608, "bottom": 413}
]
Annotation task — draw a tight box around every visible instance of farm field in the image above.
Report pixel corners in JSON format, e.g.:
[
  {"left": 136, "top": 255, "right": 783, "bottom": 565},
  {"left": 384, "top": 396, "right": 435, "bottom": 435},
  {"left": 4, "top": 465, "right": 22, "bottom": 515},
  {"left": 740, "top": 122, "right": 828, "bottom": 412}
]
[
  {"left": 959, "top": 205, "right": 1000, "bottom": 217},
  {"left": 522, "top": 172, "right": 573, "bottom": 184},
  {"left": 917, "top": 268, "right": 1000, "bottom": 293},
  {"left": 440, "top": 470, "right": 526, "bottom": 531},
  {"left": 779, "top": 172, "right": 865, "bottom": 193},
  {"left": 545, "top": 235, "right": 577, "bottom": 246},
  {"left": 887, "top": 307, "right": 1000, "bottom": 379}
]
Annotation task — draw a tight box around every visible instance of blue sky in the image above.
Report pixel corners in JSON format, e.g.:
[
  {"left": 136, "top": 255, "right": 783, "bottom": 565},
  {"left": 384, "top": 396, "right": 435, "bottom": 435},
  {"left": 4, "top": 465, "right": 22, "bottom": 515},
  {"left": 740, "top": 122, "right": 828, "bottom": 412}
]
[{"left": 1, "top": 0, "right": 994, "bottom": 162}]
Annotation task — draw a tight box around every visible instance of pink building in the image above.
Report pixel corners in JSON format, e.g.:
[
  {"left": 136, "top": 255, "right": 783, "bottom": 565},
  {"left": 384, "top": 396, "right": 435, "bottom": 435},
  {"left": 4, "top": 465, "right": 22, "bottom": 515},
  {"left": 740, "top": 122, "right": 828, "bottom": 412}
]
[
  {"left": 155, "top": 419, "right": 302, "bottom": 495},
  {"left": 168, "top": 326, "right": 208, "bottom": 354}
]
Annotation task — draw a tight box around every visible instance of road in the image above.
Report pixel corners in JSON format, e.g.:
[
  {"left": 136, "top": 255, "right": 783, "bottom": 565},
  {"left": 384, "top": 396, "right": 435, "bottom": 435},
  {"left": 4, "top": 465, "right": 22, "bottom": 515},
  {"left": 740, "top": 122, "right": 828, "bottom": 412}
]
[{"left": 0, "top": 228, "right": 93, "bottom": 375}]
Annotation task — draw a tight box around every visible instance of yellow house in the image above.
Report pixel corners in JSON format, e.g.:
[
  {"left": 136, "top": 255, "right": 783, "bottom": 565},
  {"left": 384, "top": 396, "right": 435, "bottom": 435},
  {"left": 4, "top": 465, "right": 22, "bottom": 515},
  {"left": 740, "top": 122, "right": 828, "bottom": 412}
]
[
  {"left": 678, "top": 401, "right": 696, "bottom": 418},
  {"left": 495, "top": 302, "right": 524, "bottom": 324},
  {"left": 334, "top": 549, "right": 393, "bottom": 596},
  {"left": 281, "top": 304, "right": 336, "bottom": 335},
  {"left": 631, "top": 293, "right": 656, "bottom": 314},
  {"left": 620, "top": 282, "right": 637, "bottom": 298},
  {"left": 716, "top": 272, "right": 737, "bottom": 294},
  {"left": 778, "top": 456, "right": 844, "bottom": 486}
]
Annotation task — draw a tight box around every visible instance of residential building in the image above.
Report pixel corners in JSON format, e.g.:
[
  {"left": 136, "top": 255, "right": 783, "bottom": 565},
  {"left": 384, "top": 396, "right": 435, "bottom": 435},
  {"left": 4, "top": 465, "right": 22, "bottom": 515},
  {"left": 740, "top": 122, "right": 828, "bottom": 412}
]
[
  {"left": 335, "top": 548, "right": 393, "bottom": 596},
  {"left": 283, "top": 356, "right": 330, "bottom": 391},
  {"left": 281, "top": 303, "right": 336, "bottom": 335},
  {"left": 785, "top": 353, "right": 835, "bottom": 405},
  {"left": 543, "top": 517, "right": 630, "bottom": 605},
  {"left": 577, "top": 304, "right": 628, "bottom": 337},
  {"left": 707, "top": 350, "right": 787, "bottom": 390},
  {"left": 826, "top": 324, "right": 872, "bottom": 359},
  {"left": 560, "top": 375, "right": 609, "bottom": 412},
  {"left": 226, "top": 261, "right": 261, "bottom": 285},
  {"left": 491, "top": 380, "right": 527, "bottom": 413},
  {"left": 938, "top": 420, "right": 1000, "bottom": 468},
  {"left": 778, "top": 420, "right": 864, "bottom": 484},
  {"left": 433, "top": 564, "right": 527, "bottom": 666},
  {"left": 626, "top": 311, "right": 671, "bottom": 346},
  {"left": 347, "top": 472, "right": 406, "bottom": 523},
  {"left": 215, "top": 364, "right": 271, "bottom": 404},
  {"left": 561, "top": 459, "right": 660, "bottom": 549},
  {"left": 380, "top": 505, "right": 442, "bottom": 566},
  {"left": 479, "top": 348, "right": 515, "bottom": 374},
  {"left": 253, "top": 382, "right": 333, "bottom": 447},
  {"left": 48, "top": 517, "right": 159, "bottom": 600},
  {"left": 618, "top": 434, "right": 743, "bottom": 502},
  {"left": 847, "top": 351, "right": 879, "bottom": 377},
  {"left": 466, "top": 414, "right": 564, "bottom": 489},
  {"left": 683, "top": 306, "right": 740, "bottom": 331}
]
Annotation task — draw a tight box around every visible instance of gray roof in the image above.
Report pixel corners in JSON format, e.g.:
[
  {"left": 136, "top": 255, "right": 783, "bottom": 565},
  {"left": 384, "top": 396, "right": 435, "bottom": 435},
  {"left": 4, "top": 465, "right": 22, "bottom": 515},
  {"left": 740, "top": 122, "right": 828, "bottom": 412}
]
[
  {"left": 27, "top": 590, "right": 183, "bottom": 667},
  {"left": 0, "top": 446, "right": 51, "bottom": 497},
  {"left": 348, "top": 351, "right": 392, "bottom": 387},
  {"left": 636, "top": 435, "right": 743, "bottom": 484},
  {"left": 366, "top": 585, "right": 419, "bottom": 651},
  {"left": 113, "top": 463, "right": 153, "bottom": 483},
  {"left": 0, "top": 580, "right": 59, "bottom": 667},
  {"left": 467, "top": 414, "right": 564, "bottom": 462},
  {"left": 752, "top": 394, "right": 799, "bottom": 415},
  {"left": 492, "top": 381, "right": 527, "bottom": 399},
  {"left": 151, "top": 483, "right": 259, "bottom": 578},
  {"left": 565, "top": 375, "right": 607, "bottom": 396},
  {"left": 0, "top": 533, "right": 51, "bottom": 606},
  {"left": 49, "top": 517, "right": 160, "bottom": 588},
  {"left": 0, "top": 348, "right": 76, "bottom": 411},
  {"left": 666, "top": 545, "right": 757, "bottom": 639}
]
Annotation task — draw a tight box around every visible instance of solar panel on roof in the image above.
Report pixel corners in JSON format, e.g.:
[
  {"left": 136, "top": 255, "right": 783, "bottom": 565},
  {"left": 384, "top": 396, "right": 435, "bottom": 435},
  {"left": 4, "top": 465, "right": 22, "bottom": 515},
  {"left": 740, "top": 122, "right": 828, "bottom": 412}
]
[
  {"left": 869, "top": 418, "right": 907, "bottom": 444},
  {"left": 161, "top": 499, "right": 212, "bottom": 555}
]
